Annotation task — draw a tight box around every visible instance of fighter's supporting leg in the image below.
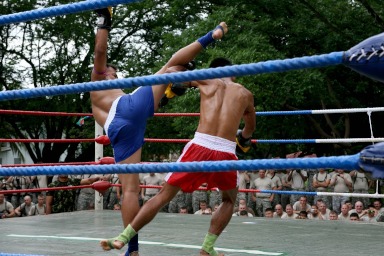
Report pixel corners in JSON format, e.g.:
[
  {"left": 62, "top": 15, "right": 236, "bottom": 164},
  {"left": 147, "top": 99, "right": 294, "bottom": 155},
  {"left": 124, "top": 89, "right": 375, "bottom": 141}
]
[
  {"left": 100, "top": 183, "right": 181, "bottom": 251},
  {"left": 200, "top": 188, "right": 238, "bottom": 256},
  {"left": 118, "top": 148, "right": 142, "bottom": 254}
]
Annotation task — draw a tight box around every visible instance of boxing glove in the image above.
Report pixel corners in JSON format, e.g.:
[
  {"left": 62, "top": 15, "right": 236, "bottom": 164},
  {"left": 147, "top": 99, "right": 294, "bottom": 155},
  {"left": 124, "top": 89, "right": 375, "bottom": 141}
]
[
  {"left": 95, "top": 7, "right": 112, "bottom": 31},
  {"left": 236, "top": 129, "right": 252, "bottom": 156}
]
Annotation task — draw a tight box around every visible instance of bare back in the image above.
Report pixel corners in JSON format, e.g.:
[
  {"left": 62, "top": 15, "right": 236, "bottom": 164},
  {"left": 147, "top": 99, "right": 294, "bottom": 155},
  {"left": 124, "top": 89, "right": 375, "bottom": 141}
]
[
  {"left": 90, "top": 69, "right": 125, "bottom": 127},
  {"left": 196, "top": 78, "right": 255, "bottom": 141}
]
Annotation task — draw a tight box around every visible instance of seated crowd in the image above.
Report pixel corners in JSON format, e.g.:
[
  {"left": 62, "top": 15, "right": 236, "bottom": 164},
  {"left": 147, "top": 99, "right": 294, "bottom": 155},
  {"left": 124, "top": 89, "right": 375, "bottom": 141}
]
[{"left": 1, "top": 169, "right": 384, "bottom": 224}]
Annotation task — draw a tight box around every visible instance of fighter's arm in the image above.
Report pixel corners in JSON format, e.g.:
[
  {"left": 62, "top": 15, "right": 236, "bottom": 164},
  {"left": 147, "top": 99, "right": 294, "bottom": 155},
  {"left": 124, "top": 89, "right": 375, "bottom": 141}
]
[
  {"left": 91, "top": 8, "right": 112, "bottom": 81},
  {"left": 156, "top": 22, "right": 228, "bottom": 75},
  {"left": 241, "top": 92, "right": 256, "bottom": 138}
]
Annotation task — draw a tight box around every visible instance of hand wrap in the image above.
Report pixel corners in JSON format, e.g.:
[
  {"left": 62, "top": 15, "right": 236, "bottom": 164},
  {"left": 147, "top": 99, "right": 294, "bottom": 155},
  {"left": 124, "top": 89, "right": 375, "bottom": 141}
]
[{"left": 95, "top": 7, "right": 112, "bottom": 31}]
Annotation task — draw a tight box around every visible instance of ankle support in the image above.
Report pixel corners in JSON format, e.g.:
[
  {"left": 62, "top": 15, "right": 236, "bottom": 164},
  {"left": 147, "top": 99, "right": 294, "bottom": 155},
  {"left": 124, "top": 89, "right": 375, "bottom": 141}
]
[
  {"left": 201, "top": 233, "right": 219, "bottom": 256},
  {"left": 197, "top": 25, "right": 225, "bottom": 48}
]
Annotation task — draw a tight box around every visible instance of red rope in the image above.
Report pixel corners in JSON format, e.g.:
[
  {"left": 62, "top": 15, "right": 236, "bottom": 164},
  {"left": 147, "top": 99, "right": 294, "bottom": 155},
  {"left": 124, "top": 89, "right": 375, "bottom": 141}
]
[
  {"left": 1, "top": 161, "right": 99, "bottom": 167},
  {"left": 111, "top": 184, "right": 261, "bottom": 193},
  {"left": 0, "top": 183, "right": 261, "bottom": 195},
  {"left": 0, "top": 109, "right": 93, "bottom": 117},
  {"left": 0, "top": 138, "right": 95, "bottom": 143},
  {"left": 0, "top": 109, "right": 199, "bottom": 117},
  {"left": 0, "top": 138, "right": 193, "bottom": 143},
  {"left": 1, "top": 157, "right": 116, "bottom": 167},
  {"left": 0, "top": 185, "right": 94, "bottom": 194}
]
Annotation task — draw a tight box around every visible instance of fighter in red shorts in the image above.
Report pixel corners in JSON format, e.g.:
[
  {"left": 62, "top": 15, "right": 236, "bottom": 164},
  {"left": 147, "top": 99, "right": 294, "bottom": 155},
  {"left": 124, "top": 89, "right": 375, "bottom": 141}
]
[{"left": 100, "top": 48, "right": 256, "bottom": 256}]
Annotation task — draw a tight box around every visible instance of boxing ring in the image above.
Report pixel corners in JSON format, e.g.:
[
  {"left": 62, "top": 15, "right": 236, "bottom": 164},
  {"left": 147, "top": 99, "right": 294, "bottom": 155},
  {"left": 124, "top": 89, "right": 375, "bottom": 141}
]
[
  {"left": 0, "top": 210, "right": 382, "bottom": 256},
  {"left": 2, "top": 0, "right": 384, "bottom": 255}
]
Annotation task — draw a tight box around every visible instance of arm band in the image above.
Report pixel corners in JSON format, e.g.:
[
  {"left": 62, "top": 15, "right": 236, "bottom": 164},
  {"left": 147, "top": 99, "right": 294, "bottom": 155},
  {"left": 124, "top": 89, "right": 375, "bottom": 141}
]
[{"left": 93, "top": 67, "right": 107, "bottom": 75}]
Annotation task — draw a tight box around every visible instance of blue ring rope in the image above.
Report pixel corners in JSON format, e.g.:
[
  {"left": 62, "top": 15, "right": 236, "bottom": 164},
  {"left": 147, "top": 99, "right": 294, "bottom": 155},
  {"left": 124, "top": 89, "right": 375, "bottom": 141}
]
[
  {"left": 0, "top": 154, "right": 360, "bottom": 177},
  {"left": 0, "top": 52, "right": 344, "bottom": 101},
  {"left": 0, "top": 0, "right": 141, "bottom": 26}
]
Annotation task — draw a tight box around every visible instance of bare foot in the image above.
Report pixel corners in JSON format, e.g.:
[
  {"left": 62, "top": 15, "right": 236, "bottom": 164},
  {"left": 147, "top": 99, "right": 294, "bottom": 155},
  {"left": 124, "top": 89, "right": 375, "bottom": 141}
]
[
  {"left": 212, "top": 22, "right": 228, "bottom": 40},
  {"left": 99, "top": 239, "right": 125, "bottom": 251}
]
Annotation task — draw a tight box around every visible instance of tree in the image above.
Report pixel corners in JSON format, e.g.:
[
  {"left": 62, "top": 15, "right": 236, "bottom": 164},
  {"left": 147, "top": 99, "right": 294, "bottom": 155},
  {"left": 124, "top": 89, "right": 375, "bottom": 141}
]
[{"left": 0, "top": 0, "right": 212, "bottom": 163}]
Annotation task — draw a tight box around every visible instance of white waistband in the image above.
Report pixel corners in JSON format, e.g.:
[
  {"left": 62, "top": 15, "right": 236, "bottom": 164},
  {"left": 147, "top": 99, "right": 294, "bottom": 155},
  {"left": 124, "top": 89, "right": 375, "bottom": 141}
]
[
  {"left": 191, "top": 132, "right": 236, "bottom": 154},
  {"left": 104, "top": 96, "right": 122, "bottom": 136}
]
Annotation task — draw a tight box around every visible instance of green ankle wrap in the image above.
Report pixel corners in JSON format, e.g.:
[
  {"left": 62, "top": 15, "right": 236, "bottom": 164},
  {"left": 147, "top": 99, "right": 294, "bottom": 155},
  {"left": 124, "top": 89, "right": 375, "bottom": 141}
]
[
  {"left": 201, "top": 233, "right": 219, "bottom": 256},
  {"left": 117, "top": 224, "right": 137, "bottom": 244}
]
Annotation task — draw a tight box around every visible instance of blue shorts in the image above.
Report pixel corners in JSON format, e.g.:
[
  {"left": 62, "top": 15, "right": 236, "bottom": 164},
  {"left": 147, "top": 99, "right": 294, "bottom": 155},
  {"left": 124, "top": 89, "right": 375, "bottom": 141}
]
[{"left": 104, "top": 86, "right": 154, "bottom": 162}]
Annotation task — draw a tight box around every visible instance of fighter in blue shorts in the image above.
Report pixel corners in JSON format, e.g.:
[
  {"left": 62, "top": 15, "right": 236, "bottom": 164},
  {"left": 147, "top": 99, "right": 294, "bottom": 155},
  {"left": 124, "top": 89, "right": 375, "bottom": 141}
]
[
  {"left": 104, "top": 86, "right": 154, "bottom": 163},
  {"left": 90, "top": 6, "right": 228, "bottom": 256}
]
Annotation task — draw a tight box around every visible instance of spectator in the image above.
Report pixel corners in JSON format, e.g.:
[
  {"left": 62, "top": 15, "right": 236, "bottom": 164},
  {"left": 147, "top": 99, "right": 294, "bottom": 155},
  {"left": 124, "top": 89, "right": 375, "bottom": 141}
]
[
  {"left": 113, "top": 203, "right": 121, "bottom": 211},
  {"left": 236, "top": 171, "right": 250, "bottom": 206},
  {"left": 209, "top": 188, "right": 222, "bottom": 212},
  {"left": 282, "top": 204, "right": 298, "bottom": 219},
  {"left": 191, "top": 184, "right": 208, "bottom": 214},
  {"left": 267, "top": 169, "right": 282, "bottom": 208},
  {"left": 1, "top": 176, "right": 12, "bottom": 202},
  {"left": 348, "top": 201, "right": 365, "bottom": 218},
  {"left": 7, "top": 176, "right": 31, "bottom": 207},
  {"left": 247, "top": 170, "right": 259, "bottom": 212},
  {"left": 194, "top": 200, "right": 210, "bottom": 215},
  {"left": 296, "top": 211, "right": 308, "bottom": 219},
  {"left": 312, "top": 168, "right": 331, "bottom": 207},
  {"left": 280, "top": 170, "right": 292, "bottom": 209},
  {"left": 76, "top": 174, "right": 103, "bottom": 211},
  {"left": 46, "top": 175, "right": 98, "bottom": 214},
  {"left": 0, "top": 193, "right": 15, "bottom": 219},
  {"left": 292, "top": 196, "right": 311, "bottom": 214},
  {"left": 287, "top": 152, "right": 308, "bottom": 204},
  {"left": 233, "top": 204, "right": 253, "bottom": 217},
  {"left": 330, "top": 169, "right": 353, "bottom": 214},
  {"left": 212, "top": 204, "right": 220, "bottom": 214},
  {"left": 372, "top": 200, "right": 384, "bottom": 215},
  {"left": 29, "top": 174, "right": 48, "bottom": 203},
  {"left": 29, "top": 194, "right": 46, "bottom": 216},
  {"left": 345, "top": 200, "right": 353, "bottom": 212},
  {"left": 168, "top": 190, "right": 187, "bottom": 214},
  {"left": 329, "top": 211, "right": 338, "bottom": 220},
  {"left": 141, "top": 173, "right": 163, "bottom": 204},
  {"left": 318, "top": 202, "right": 331, "bottom": 220},
  {"left": 104, "top": 173, "right": 121, "bottom": 210},
  {"left": 360, "top": 207, "right": 377, "bottom": 223},
  {"left": 14, "top": 195, "right": 34, "bottom": 217},
  {"left": 239, "top": 210, "right": 251, "bottom": 217},
  {"left": 264, "top": 208, "right": 274, "bottom": 218},
  {"left": 350, "top": 169, "right": 372, "bottom": 207},
  {"left": 204, "top": 206, "right": 212, "bottom": 215},
  {"left": 179, "top": 206, "right": 188, "bottom": 214},
  {"left": 308, "top": 205, "right": 323, "bottom": 220},
  {"left": 233, "top": 198, "right": 256, "bottom": 217},
  {"left": 315, "top": 198, "right": 325, "bottom": 209},
  {"left": 251, "top": 170, "right": 274, "bottom": 217},
  {"left": 273, "top": 204, "right": 287, "bottom": 218},
  {"left": 303, "top": 153, "right": 318, "bottom": 205},
  {"left": 338, "top": 204, "right": 350, "bottom": 221},
  {"left": 349, "top": 212, "right": 360, "bottom": 221}
]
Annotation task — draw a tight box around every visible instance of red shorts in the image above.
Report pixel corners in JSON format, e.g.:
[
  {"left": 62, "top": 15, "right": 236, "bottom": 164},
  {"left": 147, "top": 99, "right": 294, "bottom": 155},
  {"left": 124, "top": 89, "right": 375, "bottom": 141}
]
[{"left": 165, "top": 134, "right": 238, "bottom": 193}]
